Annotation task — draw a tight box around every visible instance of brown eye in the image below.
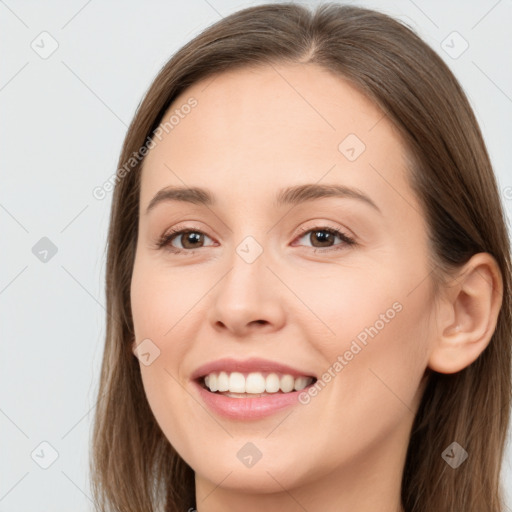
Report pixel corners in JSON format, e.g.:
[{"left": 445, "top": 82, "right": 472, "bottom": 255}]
[
  {"left": 157, "top": 229, "right": 215, "bottom": 253},
  {"left": 308, "top": 230, "right": 337, "bottom": 248},
  {"left": 295, "top": 227, "right": 355, "bottom": 250},
  {"left": 157, "top": 225, "right": 355, "bottom": 256},
  {"left": 178, "top": 231, "right": 205, "bottom": 249}
]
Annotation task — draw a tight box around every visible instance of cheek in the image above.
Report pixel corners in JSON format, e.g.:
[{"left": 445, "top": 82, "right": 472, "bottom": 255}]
[
  {"left": 285, "top": 283, "right": 432, "bottom": 475},
  {"left": 137, "top": 360, "right": 204, "bottom": 471},
  {"left": 282, "top": 261, "right": 407, "bottom": 353},
  {"left": 305, "top": 262, "right": 432, "bottom": 423},
  {"left": 311, "top": 254, "right": 433, "bottom": 357},
  {"left": 326, "top": 275, "right": 432, "bottom": 422},
  {"left": 130, "top": 255, "right": 208, "bottom": 339},
  {"left": 130, "top": 256, "right": 211, "bottom": 462}
]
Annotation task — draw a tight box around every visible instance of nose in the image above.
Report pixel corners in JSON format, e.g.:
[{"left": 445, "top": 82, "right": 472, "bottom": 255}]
[{"left": 207, "top": 241, "right": 286, "bottom": 338}]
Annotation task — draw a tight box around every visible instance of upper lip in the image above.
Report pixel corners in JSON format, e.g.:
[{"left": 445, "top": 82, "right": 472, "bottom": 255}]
[{"left": 190, "top": 357, "right": 317, "bottom": 381}]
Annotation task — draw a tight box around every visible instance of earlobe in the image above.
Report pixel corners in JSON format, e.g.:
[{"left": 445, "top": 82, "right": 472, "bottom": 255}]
[{"left": 427, "top": 252, "right": 503, "bottom": 374}]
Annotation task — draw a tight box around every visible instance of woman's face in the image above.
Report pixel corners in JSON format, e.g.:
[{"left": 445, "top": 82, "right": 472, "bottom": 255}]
[{"left": 130, "top": 63, "right": 435, "bottom": 505}]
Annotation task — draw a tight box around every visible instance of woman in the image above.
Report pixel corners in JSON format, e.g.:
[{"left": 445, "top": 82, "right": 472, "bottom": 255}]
[{"left": 90, "top": 3, "right": 512, "bottom": 511}]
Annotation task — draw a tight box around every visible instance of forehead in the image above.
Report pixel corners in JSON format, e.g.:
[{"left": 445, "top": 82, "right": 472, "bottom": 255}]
[{"left": 139, "top": 62, "right": 412, "bottom": 215}]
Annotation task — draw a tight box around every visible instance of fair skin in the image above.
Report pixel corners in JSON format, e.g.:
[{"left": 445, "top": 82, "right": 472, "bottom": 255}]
[{"left": 130, "top": 63, "right": 502, "bottom": 512}]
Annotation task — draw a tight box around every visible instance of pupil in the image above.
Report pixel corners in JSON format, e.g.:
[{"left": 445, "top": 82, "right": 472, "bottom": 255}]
[
  {"left": 312, "top": 230, "right": 332, "bottom": 247},
  {"left": 183, "top": 232, "right": 202, "bottom": 248}
]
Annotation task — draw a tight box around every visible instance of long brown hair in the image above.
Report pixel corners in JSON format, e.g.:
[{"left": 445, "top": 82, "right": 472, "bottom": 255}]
[{"left": 90, "top": 3, "right": 512, "bottom": 511}]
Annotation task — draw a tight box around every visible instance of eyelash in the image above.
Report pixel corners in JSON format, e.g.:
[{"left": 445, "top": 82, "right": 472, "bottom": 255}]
[{"left": 155, "top": 224, "right": 356, "bottom": 255}]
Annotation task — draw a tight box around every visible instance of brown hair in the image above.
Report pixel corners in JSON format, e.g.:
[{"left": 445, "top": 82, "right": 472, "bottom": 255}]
[{"left": 90, "top": 3, "right": 512, "bottom": 511}]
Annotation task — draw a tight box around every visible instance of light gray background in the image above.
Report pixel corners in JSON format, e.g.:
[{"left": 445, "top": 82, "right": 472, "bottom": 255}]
[{"left": 1, "top": 0, "right": 511, "bottom": 510}]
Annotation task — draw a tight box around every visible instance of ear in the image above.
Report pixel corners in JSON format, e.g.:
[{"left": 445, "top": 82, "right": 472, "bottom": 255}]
[{"left": 428, "top": 252, "right": 503, "bottom": 374}]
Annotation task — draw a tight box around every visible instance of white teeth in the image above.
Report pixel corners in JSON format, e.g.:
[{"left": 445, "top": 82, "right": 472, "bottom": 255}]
[
  {"left": 280, "top": 374, "right": 295, "bottom": 393},
  {"left": 205, "top": 373, "right": 218, "bottom": 392},
  {"left": 246, "top": 372, "right": 266, "bottom": 393},
  {"left": 265, "top": 373, "right": 280, "bottom": 393},
  {"left": 229, "top": 372, "right": 246, "bottom": 393},
  {"left": 202, "top": 371, "right": 314, "bottom": 395},
  {"left": 217, "top": 371, "right": 229, "bottom": 392},
  {"left": 293, "top": 376, "right": 309, "bottom": 391}
]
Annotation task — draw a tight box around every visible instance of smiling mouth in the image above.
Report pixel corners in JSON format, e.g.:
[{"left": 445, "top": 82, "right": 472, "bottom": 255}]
[{"left": 198, "top": 371, "right": 317, "bottom": 397}]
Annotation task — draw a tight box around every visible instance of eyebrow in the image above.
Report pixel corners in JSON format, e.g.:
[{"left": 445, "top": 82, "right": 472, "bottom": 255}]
[{"left": 145, "top": 183, "right": 381, "bottom": 214}]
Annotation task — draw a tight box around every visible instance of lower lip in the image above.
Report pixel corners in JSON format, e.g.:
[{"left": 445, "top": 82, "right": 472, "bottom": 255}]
[{"left": 193, "top": 380, "right": 313, "bottom": 420}]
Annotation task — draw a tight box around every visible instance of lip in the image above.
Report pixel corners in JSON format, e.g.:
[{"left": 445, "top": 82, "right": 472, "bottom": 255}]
[{"left": 190, "top": 357, "right": 317, "bottom": 420}]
